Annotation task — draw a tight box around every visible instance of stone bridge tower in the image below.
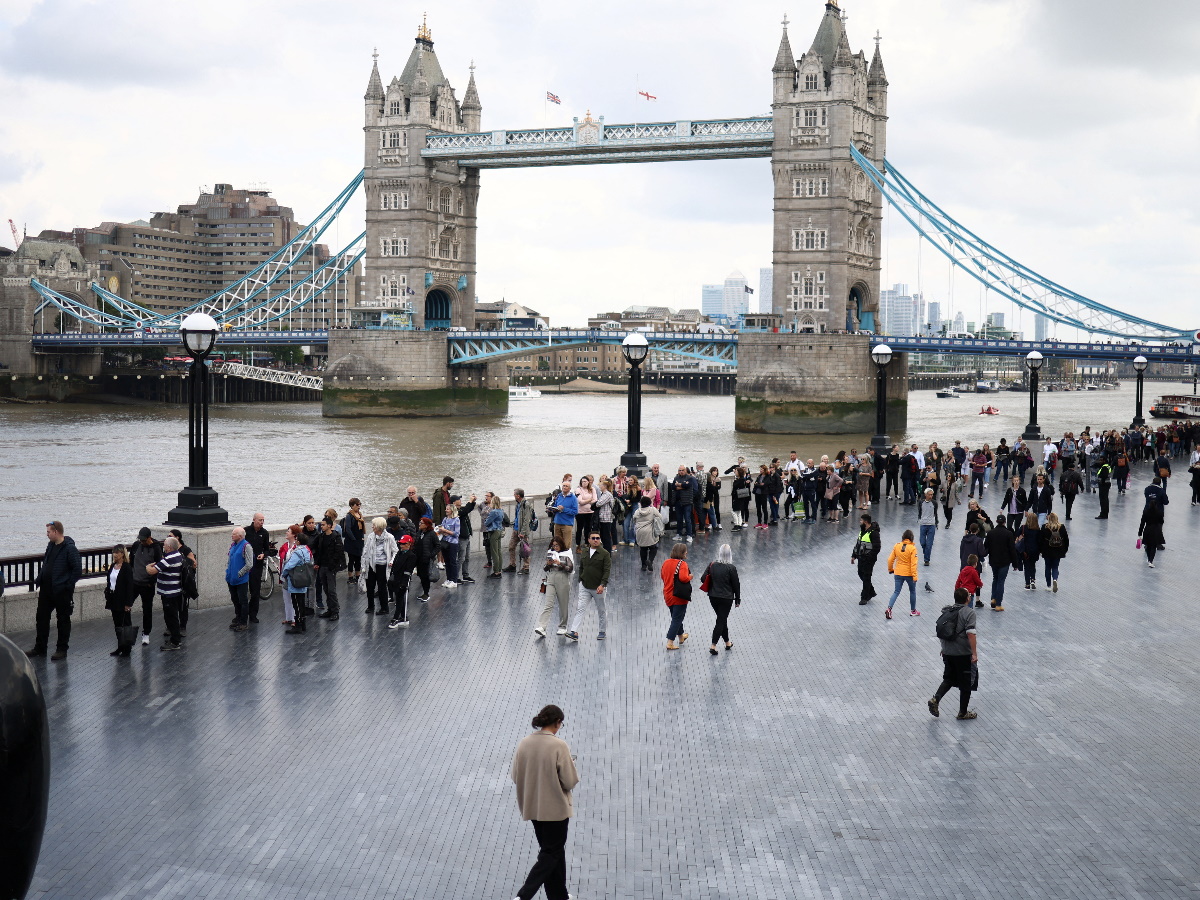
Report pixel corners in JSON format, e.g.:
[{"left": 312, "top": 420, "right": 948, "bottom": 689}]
[
  {"left": 770, "top": 0, "right": 886, "bottom": 335},
  {"left": 736, "top": 1, "right": 906, "bottom": 434}
]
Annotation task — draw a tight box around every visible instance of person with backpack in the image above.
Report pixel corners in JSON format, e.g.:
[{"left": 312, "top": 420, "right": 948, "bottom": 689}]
[
  {"left": 281, "top": 525, "right": 316, "bottom": 634},
  {"left": 1016, "top": 511, "right": 1042, "bottom": 590},
  {"left": 928, "top": 587, "right": 978, "bottom": 721},
  {"left": 901, "top": 449, "right": 920, "bottom": 505},
  {"left": 1040, "top": 512, "right": 1069, "bottom": 592},
  {"left": 884, "top": 529, "right": 920, "bottom": 620},
  {"left": 701, "top": 544, "right": 740, "bottom": 655},
  {"left": 984, "top": 514, "right": 1018, "bottom": 611},
  {"left": 1058, "top": 465, "right": 1083, "bottom": 521},
  {"left": 1114, "top": 448, "right": 1131, "bottom": 495},
  {"left": 851, "top": 513, "right": 881, "bottom": 605},
  {"left": 1154, "top": 451, "right": 1173, "bottom": 498}
]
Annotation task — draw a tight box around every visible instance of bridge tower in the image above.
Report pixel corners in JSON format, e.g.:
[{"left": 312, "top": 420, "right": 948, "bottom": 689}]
[
  {"left": 325, "top": 19, "right": 506, "bottom": 418},
  {"left": 737, "top": 1, "right": 906, "bottom": 433}
]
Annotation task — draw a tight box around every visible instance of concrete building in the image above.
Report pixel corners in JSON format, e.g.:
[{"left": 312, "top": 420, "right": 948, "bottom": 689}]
[
  {"left": 879, "top": 283, "right": 915, "bottom": 336},
  {"left": 925, "top": 300, "right": 942, "bottom": 335},
  {"left": 722, "top": 270, "right": 750, "bottom": 319},
  {"left": 1035, "top": 313, "right": 1050, "bottom": 342},
  {"left": 757, "top": 267, "right": 773, "bottom": 316},
  {"left": 770, "top": 0, "right": 886, "bottom": 334},
  {"left": 588, "top": 305, "right": 707, "bottom": 332},
  {"left": 701, "top": 284, "right": 724, "bottom": 318},
  {"left": 74, "top": 184, "right": 355, "bottom": 328}
]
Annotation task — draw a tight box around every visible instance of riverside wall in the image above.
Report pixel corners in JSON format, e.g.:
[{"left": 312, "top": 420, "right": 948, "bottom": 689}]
[
  {"left": 322, "top": 330, "right": 508, "bottom": 417},
  {"left": 735, "top": 333, "right": 908, "bottom": 434}
]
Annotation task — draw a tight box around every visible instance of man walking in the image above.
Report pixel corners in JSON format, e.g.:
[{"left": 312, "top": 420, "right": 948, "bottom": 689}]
[
  {"left": 148, "top": 536, "right": 185, "bottom": 651},
  {"left": 1059, "top": 464, "right": 1083, "bottom": 521},
  {"left": 917, "top": 488, "right": 938, "bottom": 566},
  {"left": 565, "top": 532, "right": 611, "bottom": 642},
  {"left": 27, "top": 520, "right": 81, "bottom": 660},
  {"left": 928, "top": 587, "right": 978, "bottom": 720},
  {"left": 852, "top": 513, "right": 881, "bottom": 605},
  {"left": 226, "top": 527, "right": 254, "bottom": 631},
  {"left": 128, "top": 526, "right": 162, "bottom": 646},
  {"left": 505, "top": 489, "right": 536, "bottom": 574},
  {"left": 314, "top": 516, "right": 345, "bottom": 620},
  {"left": 984, "top": 513, "right": 1018, "bottom": 611},
  {"left": 244, "top": 512, "right": 272, "bottom": 624}
]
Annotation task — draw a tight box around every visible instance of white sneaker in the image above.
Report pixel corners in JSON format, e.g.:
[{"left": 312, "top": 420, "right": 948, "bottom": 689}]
[
  {"left": 141, "top": 634, "right": 150, "bottom": 646},
  {"left": 534, "top": 626, "right": 547, "bottom": 637},
  {"left": 436, "top": 561, "right": 445, "bottom": 569},
  {"left": 686, "top": 536, "right": 693, "bottom": 543},
  {"left": 442, "top": 580, "right": 457, "bottom": 588},
  {"left": 1148, "top": 561, "right": 1155, "bottom": 568},
  {"left": 556, "top": 627, "right": 568, "bottom": 636}
]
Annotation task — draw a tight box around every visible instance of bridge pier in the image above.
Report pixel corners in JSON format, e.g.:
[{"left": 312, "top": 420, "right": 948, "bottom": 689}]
[
  {"left": 323, "top": 330, "right": 508, "bottom": 418},
  {"left": 735, "top": 333, "right": 908, "bottom": 434}
]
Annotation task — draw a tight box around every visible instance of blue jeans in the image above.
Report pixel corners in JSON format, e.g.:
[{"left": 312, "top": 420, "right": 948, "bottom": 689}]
[
  {"left": 1043, "top": 557, "right": 1060, "bottom": 585},
  {"left": 767, "top": 495, "right": 779, "bottom": 522},
  {"left": 666, "top": 603, "right": 688, "bottom": 641},
  {"left": 919, "top": 524, "right": 936, "bottom": 564},
  {"left": 997, "top": 459, "right": 1011, "bottom": 482},
  {"left": 703, "top": 505, "right": 720, "bottom": 529},
  {"left": 991, "top": 563, "right": 1010, "bottom": 606},
  {"left": 623, "top": 509, "right": 637, "bottom": 543},
  {"left": 903, "top": 477, "right": 916, "bottom": 504},
  {"left": 1037, "top": 512, "right": 1047, "bottom": 527},
  {"left": 675, "top": 505, "right": 694, "bottom": 538},
  {"left": 887, "top": 576, "right": 917, "bottom": 610}
]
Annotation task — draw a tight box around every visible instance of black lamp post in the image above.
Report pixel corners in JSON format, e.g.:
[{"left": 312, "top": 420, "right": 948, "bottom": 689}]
[
  {"left": 618, "top": 332, "right": 650, "bottom": 477},
  {"left": 1021, "top": 350, "right": 1044, "bottom": 442},
  {"left": 166, "top": 313, "right": 230, "bottom": 526},
  {"left": 1131, "top": 355, "right": 1148, "bottom": 428},
  {"left": 869, "top": 343, "right": 893, "bottom": 452}
]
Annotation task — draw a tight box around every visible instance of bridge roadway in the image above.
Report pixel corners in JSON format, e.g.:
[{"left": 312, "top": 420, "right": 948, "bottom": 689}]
[{"left": 15, "top": 465, "right": 1199, "bottom": 899}]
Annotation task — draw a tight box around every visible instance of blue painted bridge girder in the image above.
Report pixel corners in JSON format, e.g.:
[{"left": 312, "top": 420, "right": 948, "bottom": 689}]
[
  {"left": 421, "top": 117, "right": 773, "bottom": 168},
  {"left": 882, "top": 335, "right": 1198, "bottom": 362},
  {"left": 446, "top": 330, "right": 738, "bottom": 366},
  {"left": 31, "top": 330, "right": 330, "bottom": 350}
]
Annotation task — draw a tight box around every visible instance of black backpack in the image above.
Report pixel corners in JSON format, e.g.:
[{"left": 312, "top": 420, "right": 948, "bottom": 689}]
[{"left": 935, "top": 605, "right": 964, "bottom": 641}]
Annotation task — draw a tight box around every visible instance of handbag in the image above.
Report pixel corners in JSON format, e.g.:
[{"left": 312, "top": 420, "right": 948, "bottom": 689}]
[
  {"left": 672, "top": 560, "right": 692, "bottom": 601},
  {"left": 116, "top": 615, "right": 140, "bottom": 652},
  {"left": 519, "top": 540, "right": 531, "bottom": 560},
  {"left": 700, "top": 563, "right": 712, "bottom": 594},
  {"left": 539, "top": 577, "right": 547, "bottom": 594}
]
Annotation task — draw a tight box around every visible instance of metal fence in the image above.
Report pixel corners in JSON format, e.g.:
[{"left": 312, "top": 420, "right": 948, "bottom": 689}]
[{"left": 1, "top": 546, "right": 115, "bottom": 592}]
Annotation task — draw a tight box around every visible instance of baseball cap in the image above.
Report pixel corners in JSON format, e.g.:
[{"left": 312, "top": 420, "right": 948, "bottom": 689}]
[
  {"left": 398, "top": 535, "right": 414, "bottom": 545},
  {"left": 138, "top": 527, "right": 153, "bottom": 540}
]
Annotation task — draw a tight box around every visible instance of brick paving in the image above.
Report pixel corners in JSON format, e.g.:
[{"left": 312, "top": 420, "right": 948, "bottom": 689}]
[{"left": 16, "top": 465, "right": 1200, "bottom": 899}]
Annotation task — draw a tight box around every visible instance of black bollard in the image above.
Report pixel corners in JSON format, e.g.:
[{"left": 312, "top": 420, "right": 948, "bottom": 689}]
[{"left": 0, "top": 632, "right": 51, "bottom": 900}]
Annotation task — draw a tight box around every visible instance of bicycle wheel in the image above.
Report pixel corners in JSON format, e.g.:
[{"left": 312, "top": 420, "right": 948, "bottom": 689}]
[{"left": 259, "top": 563, "right": 276, "bottom": 601}]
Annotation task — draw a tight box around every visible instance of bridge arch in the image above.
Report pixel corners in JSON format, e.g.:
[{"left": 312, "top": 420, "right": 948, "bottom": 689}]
[
  {"left": 848, "top": 281, "right": 873, "bottom": 333},
  {"left": 424, "top": 286, "right": 456, "bottom": 330}
]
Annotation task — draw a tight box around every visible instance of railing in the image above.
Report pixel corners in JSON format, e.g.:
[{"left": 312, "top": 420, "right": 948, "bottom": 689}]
[
  {"left": 222, "top": 362, "right": 323, "bottom": 390},
  {"left": 2, "top": 546, "right": 115, "bottom": 592}
]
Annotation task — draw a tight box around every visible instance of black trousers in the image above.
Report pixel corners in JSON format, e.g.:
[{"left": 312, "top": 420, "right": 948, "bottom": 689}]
[
  {"left": 517, "top": 819, "right": 569, "bottom": 900},
  {"left": 885, "top": 471, "right": 898, "bottom": 497},
  {"left": 857, "top": 557, "right": 877, "bottom": 601},
  {"left": 35, "top": 588, "right": 73, "bottom": 652},
  {"left": 640, "top": 545, "right": 658, "bottom": 568},
  {"left": 710, "top": 597, "right": 733, "bottom": 644},
  {"left": 133, "top": 580, "right": 155, "bottom": 635},
  {"left": 160, "top": 592, "right": 182, "bottom": 646},
  {"left": 935, "top": 653, "right": 973, "bottom": 716},
  {"left": 228, "top": 581, "right": 249, "bottom": 625},
  {"left": 1098, "top": 484, "right": 1110, "bottom": 517},
  {"left": 248, "top": 562, "right": 264, "bottom": 622},
  {"left": 754, "top": 495, "right": 768, "bottom": 524},
  {"left": 1064, "top": 493, "right": 1076, "bottom": 519},
  {"left": 366, "top": 563, "right": 390, "bottom": 612}
]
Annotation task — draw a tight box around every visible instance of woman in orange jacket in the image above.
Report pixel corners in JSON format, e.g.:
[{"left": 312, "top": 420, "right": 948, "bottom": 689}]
[
  {"left": 660, "top": 542, "right": 692, "bottom": 650},
  {"left": 885, "top": 529, "right": 920, "bottom": 620}
]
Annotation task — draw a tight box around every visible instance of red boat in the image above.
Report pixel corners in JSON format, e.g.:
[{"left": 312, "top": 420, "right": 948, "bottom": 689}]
[{"left": 978, "top": 405, "right": 1000, "bottom": 415}]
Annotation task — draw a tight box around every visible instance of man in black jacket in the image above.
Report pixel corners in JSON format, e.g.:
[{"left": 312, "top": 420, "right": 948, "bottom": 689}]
[
  {"left": 29, "top": 520, "right": 82, "bottom": 660},
  {"left": 244, "top": 512, "right": 273, "bottom": 625},
  {"left": 984, "top": 514, "right": 1018, "bottom": 611},
  {"left": 852, "top": 514, "right": 881, "bottom": 605},
  {"left": 127, "top": 526, "right": 162, "bottom": 645},
  {"left": 314, "top": 517, "right": 345, "bottom": 620}
]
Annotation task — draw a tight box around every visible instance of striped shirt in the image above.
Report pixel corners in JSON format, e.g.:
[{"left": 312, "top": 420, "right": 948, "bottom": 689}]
[{"left": 156, "top": 551, "right": 184, "bottom": 597}]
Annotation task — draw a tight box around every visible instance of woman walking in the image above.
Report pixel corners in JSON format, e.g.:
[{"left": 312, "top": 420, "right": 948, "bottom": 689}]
[
  {"left": 534, "top": 537, "right": 574, "bottom": 637},
  {"left": 752, "top": 465, "right": 770, "bottom": 528},
  {"left": 104, "top": 544, "right": 134, "bottom": 656},
  {"left": 484, "top": 496, "right": 506, "bottom": 576},
  {"left": 1138, "top": 493, "right": 1166, "bottom": 567},
  {"left": 360, "top": 518, "right": 397, "bottom": 615},
  {"left": 435, "top": 504, "right": 461, "bottom": 589},
  {"left": 634, "top": 496, "right": 664, "bottom": 571},
  {"left": 1017, "top": 510, "right": 1041, "bottom": 590},
  {"left": 661, "top": 542, "right": 692, "bottom": 650},
  {"left": 1040, "top": 511, "right": 1069, "bottom": 591},
  {"left": 942, "top": 470, "right": 963, "bottom": 529},
  {"left": 885, "top": 529, "right": 920, "bottom": 620},
  {"left": 281, "top": 525, "right": 315, "bottom": 634},
  {"left": 510, "top": 704, "right": 580, "bottom": 900},
  {"left": 701, "top": 544, "right": 740, "bottom": 655},
  {"left": 574, "top": 475, "right": 596, "bottom": 549}
]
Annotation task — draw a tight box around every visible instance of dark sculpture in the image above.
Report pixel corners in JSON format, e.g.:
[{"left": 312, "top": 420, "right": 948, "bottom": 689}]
[{"left": 0, "top": 632, "right": 50, "bottom": 900}]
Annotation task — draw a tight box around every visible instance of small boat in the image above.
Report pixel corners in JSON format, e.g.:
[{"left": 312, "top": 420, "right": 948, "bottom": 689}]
[
  {"left": 976, "top": 379, "right": 1001, "bottom": 393},
  {"left": 508, "top": 386, "right": 543, "bottom": 401},
  {"left": 1085, "top": 383, "right": 1099, "bottom": 391},
  {"left": 936, "top": 389, "right": 960, "bottom": 399},
  {"left": 978, "top": 405, "right": 1000, "bottom": 416}
]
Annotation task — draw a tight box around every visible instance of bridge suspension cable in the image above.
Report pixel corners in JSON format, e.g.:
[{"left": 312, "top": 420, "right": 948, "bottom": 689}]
[{"left": 850, "top": 146, "right": 1189, "bottom": 341}]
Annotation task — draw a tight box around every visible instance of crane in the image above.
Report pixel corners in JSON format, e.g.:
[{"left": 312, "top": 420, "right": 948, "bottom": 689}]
[{"left": 7, "top": 219, "right": 19, "bottom": 249}]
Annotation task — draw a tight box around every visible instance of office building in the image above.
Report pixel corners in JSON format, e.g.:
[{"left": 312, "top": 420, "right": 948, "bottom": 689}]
[
  {"left": 758, "top": 267, "right": 773, "bottom": 316},
  {"left": 925, "top": 300, "right": 942, "bottom": 335},
  {"left": 1034, "top": 313, "right": 1050, "bottom": 342},
  {"left": 723, "top": 270, "right": 750, "bottom": 319},
  {"left": 701, "top": 284, "right": 724, "bottom": 318},
  {"left": 879, "top": 283, "right": 915, "bottom": 336}
]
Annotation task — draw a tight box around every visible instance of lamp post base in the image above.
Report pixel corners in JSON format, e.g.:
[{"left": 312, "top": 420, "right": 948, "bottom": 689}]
[
  {"left": 869, "top": 433, "right": 890, "bottom": 453},
  {"left": 165, "top": 487, "right": 231, "bottom": 528},
  {"left": 1021, "top": 425, "right": 1042, "bottom": 442},
  {"left": 1130, "top": 416, "right": 1146, "bottom": 429},
  {"left": 618, "top": 451, "right": 648, "bottom": 479}
]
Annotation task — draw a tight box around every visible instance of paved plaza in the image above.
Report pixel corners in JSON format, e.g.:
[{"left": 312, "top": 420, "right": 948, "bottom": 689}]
[{"left": 18, "top": 468, "right": 1200, "bottom": 900}]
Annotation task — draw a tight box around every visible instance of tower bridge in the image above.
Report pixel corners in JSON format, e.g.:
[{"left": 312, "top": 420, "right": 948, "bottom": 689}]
[{"left": 4, "top": 3, "right": 1195, "bottom": 431}]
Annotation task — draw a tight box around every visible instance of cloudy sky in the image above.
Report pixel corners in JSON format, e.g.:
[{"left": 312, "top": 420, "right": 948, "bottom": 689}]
[{"left": 1, "top": 0, "right": 1198, "bottom": 335}]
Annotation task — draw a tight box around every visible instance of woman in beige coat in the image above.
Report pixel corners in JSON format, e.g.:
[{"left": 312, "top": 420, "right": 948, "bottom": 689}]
[{"left": 511, "top": 704, "right": 579, "bottom": 900}]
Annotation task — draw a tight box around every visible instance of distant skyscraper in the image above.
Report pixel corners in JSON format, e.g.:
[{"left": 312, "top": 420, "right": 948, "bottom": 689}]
[
  {"left": 758, "top": 268, "right": 772, "bottom": 316},
  {"left": 701, "top": 284, "right": 724, "bottom": 318},
  {"left": 879, "top": 283, "right": 915, "bottom": 336},
  {"left": 723, "top": 270, "right": 749, "bottom": 318},
  {"left": 926, "top": 301, "right": 942, "bottom": 335},
  {"left": 987, "top": 312, "right": 1005, "bottom": 330},
  {"left": 912, "top": 291, "right": 926, "bottom": 333},
  {"left": 1034, "top": 313, "right": 1049, "bottom": 341},
  {"left": 953, "top": 311, "right": 966, "bottom": 334}
]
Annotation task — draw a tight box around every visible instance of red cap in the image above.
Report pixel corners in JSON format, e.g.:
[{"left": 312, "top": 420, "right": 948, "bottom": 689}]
[{"left": 399, "top": 535, "right": 414, "bottom": 544}]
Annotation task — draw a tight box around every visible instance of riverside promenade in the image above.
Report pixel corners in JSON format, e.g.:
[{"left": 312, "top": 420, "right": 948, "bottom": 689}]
[{"left": 16, "top": 471, "right": 1199, "bottom": 900}]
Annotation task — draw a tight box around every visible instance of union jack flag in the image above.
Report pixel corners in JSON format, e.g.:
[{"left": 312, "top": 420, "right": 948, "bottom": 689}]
[{"left": 546, "top": 91, "right": 562, "bottom": 105}]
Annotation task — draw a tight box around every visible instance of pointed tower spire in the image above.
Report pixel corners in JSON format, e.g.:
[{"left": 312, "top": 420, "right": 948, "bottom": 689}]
[
  {"left": 773, "top": 13, "right": 797, "bottom": 73},
  {"left": 365, "top": 47, "right": 383, "bottom": 100},
  {"left": 462, "top": 60, "right": 482, "bottom": 130},
  {"left": 832, "top": 28, "right": 854, "bottom": 68},
  {"left": 869, "top": 30, "right": 887, "bottom": 83}
]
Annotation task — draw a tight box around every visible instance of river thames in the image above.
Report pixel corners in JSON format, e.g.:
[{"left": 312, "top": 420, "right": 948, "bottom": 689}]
[{"left": 0, "top": 382, "right": 1176, "bottom": 553}]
